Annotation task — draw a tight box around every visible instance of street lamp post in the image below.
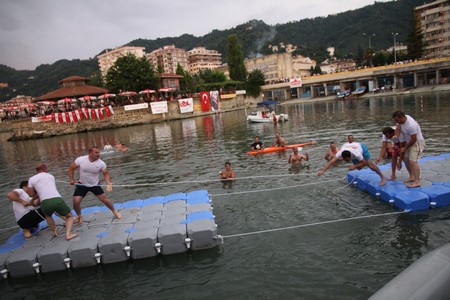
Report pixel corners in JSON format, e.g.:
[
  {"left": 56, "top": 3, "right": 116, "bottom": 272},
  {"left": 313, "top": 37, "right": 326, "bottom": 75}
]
[
  {"left": 363, "top": 33, "right": 375, "bottom": 48},
  {"left": 392, "top": 32, "right": 399, "bottom": 63}
]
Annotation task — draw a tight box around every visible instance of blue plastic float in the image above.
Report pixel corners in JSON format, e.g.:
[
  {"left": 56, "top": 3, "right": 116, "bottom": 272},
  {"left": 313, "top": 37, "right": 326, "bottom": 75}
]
[
  {"left": 347, "top": 153, "right": 450, "bottom": 211},
  {"left": 0, "top": 189, "right": 220, "bottom": 279}
]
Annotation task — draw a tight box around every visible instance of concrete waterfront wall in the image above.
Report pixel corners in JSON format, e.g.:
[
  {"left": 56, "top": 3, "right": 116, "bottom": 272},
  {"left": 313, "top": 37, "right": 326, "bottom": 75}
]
[{"left": 4, "top": 95, "right": 259, "bottom": 141}]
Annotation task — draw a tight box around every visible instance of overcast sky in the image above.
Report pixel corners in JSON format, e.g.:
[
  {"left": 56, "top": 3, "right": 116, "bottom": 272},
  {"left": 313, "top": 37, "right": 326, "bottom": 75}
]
[{"left": 0, "top": 0, "right": 388, "bottom": 70}]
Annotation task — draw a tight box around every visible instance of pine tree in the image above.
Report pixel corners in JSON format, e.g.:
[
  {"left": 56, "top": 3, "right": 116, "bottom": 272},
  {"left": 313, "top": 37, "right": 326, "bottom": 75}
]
[
  {"left": 227, "top": 34, "right": 247, "bottom": 81},
  {"left": 407, "top": 11, "right": 425, "bottom": 60}
]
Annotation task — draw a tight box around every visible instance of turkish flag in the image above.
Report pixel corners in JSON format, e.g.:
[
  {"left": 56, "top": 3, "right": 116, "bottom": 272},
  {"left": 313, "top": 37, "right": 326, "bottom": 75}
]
[
  {"left": 51, "top": 113, "right": 56, "bottom": 123},
  {"left": 200, "top": 91, "right": 211, "bottom": 112},
  {"left": 98, "top": 109, "right": 104, "bottom": 120},
  {"left": 91, "top": 108, "right": 97, "bottom": 120}
]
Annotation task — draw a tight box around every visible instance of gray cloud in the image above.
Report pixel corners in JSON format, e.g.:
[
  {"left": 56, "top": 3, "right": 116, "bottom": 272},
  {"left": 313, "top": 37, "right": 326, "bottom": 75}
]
[{"left": 0, "top": 0, "right": 386, "bottom": 70}]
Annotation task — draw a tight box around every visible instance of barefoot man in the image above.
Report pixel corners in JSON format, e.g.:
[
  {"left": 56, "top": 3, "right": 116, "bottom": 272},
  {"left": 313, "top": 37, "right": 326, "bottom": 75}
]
[
  {"left": 272, "top": 132, "right": 286, "bottom": 147},
  {"left": 68, "top": 147, "right": 122, "bottom": 224},
  {"left": 318, "top": 141, "right": 387, "bottom": 186},
  {"left": 392, "top": 111, "right": 425, "bottom": 188},
  {"left": 27, "top": 163, "right": 78, "bottom": 240}
]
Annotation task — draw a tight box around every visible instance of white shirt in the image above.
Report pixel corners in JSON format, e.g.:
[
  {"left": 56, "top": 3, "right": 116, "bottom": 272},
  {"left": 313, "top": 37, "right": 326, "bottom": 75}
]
[
  {"left": 75, "top": 155, "right": 107, "bottom": 187},
  {"left": 28, "top": 172, "right": 62, "bottom": 202},
  {"left": 12, "top": 188, "right": 33, "bottom": 221},
  {"left": 335, "top": 142, "right": 364, "bottom": 161},
  {"left": 382, "top": 132, "right": 405, "bottom": 144},
  {"left": 104, "top": 144, "right": 113, "bottom": 151},
  {"left": 399, "top": 115, "right": 424, "bottom": 143}
]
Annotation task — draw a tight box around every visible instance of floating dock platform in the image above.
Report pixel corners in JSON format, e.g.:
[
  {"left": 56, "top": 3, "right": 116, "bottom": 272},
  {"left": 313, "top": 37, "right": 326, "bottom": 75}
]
[
  {"left": 0, "top": 189, "right": 220, "bottom": 279},
  {"left": 347, "top": 153, "right": 450, "bottom": 211}
]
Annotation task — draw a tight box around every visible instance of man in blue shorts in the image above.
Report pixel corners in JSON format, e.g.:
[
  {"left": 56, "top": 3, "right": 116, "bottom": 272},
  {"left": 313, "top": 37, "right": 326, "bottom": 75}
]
[
  {"left": 68, "top": 146, "right": 122, "bottom": 224},
  {"left": 318, "top": 141, "right": 386, "bottom": 186}
]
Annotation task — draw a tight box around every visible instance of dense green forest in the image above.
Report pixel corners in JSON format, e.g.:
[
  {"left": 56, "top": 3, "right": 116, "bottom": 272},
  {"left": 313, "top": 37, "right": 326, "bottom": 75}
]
[{"left": 0, "top": 0, "right": 425, "bottom": 102}]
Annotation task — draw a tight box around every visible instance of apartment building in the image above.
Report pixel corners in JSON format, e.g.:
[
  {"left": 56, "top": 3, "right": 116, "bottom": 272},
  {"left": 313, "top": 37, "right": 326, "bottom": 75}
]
[
  {"left": 245, "top": 52, "right": 296, "bottom": 83},
  {"left": 415, "top": 0, "right": 450, "bottom": 58},
  {"left": 147, "top": 45, "right": 190, "bottom": 74},
  {"left": 97, "top": 46, "right": 146, "bottom": 77},
  {"left": 292, "top": 55, "right": 317, "bottom": 77},
  {"left": 188, "top": 47, "right": 222, "bottom": 74}
]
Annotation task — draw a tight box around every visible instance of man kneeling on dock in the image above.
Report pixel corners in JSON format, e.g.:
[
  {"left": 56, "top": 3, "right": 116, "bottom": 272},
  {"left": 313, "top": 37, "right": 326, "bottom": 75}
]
[{"left": 317, "top": 142, "right": 386, "bottom": 186}]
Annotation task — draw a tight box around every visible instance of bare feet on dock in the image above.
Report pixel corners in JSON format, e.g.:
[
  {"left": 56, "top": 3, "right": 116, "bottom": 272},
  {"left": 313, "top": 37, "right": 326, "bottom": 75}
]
[
  {"left": 388, "top": 175, "right": 396, "bottom": 181},
  {"left": 113, "top": 210, "right": 122, "bottom": 219},
  {"left": 404, "top": 178, "right": 414, "bottom": 183},
  {"left": 74, "top": 215, "right": 83, "bottom": 224},
  {"left": 379, "top": 178, "right": 387, "bottom": 186},
  {"left": 66, "top": 233, "right": 78, "bottom": 240},
  {"left": 406, "top": 182, "right": 421, "bottom": 188}
]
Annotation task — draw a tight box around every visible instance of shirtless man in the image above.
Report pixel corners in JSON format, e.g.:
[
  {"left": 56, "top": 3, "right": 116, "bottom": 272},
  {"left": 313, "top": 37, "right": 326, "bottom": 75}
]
[
  {"left": 68, "top": 147, "right": 122, "bottom": 224},
  {"left": 288, "top": 147, "right": 309, "bottom": 166},
  {"left": 116, "top": 144, "right": 128, "bottom": 152},
  {"left": 27, "top": 163, "right": 78, "bottom": 240},
  {"left": 324, "top": 142, "right": 339, "bottom": 161},
  {"left": 220, "top": 162, "right": 235, "bottom": 181},
  {"left": 272, "top": 133, "right": 286, "bottom": 147}
]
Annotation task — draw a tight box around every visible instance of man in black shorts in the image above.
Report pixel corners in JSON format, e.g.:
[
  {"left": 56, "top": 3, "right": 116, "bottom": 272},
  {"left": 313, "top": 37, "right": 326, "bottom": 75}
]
[
  {"left": 68, "top": 147, "right": 122, "bottom": 224},
  {"left": 7, "top": 180, "right": 45, "bottom": 238}
]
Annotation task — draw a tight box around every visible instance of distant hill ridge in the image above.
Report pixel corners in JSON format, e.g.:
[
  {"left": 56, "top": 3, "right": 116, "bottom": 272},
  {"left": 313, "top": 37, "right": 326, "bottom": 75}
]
[{"left": 0, "top": 0, "right": 425, "bottom": 102}]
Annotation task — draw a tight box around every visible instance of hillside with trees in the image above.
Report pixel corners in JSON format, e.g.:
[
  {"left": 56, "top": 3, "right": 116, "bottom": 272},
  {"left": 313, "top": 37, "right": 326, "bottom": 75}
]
[{"left": 0, "top": 0, "right": 426, "bottom": 102}]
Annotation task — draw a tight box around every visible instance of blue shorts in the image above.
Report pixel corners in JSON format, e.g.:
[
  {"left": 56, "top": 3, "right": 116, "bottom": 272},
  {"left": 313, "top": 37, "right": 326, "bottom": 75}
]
[{"left": 352, "top": 143, "right": 371, "bottom": 164}]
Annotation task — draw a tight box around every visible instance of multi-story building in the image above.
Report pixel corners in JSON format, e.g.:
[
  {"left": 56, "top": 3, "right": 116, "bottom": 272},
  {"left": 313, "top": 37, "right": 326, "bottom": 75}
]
[
  {"left": 245, "top": 52, "right": 296, "bottom": 84},
  {"left": 415, "top": 0, "right": 450, "bottom": 58},
  {"left": 97, "top": 46, "right": 146, "bottom": 77},
  {"left": 147, "top": 45, "right": 190, "bottom": 74},
  {"left": 320, "top": 59, "right": 356, "bottom": 74},
  {"left": 188, "top": 47, "right": 222, "bottom": 74},
  {"left": 292, "top": 55, "right": 317, "bottom": 77}
]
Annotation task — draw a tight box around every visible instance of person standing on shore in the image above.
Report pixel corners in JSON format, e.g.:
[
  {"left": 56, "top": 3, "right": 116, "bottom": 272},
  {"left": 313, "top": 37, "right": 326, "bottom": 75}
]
[
  {"left": 27, "top": 163, "right": 78, "bottom": 240},
  {"left": 68, "top": 146, "right": 122, "bottom": 224},
  {"left": 392, "top": 111, "right": 425, "bottom": 188}
]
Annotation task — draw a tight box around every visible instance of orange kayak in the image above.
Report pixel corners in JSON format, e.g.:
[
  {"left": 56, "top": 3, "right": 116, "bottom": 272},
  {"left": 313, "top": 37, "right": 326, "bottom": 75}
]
[{"left": 246, "top": 141, "right": 315, "bottom": 155}]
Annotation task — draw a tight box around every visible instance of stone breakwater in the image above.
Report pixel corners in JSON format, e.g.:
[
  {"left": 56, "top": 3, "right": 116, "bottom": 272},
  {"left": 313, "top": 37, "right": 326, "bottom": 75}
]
[{"left": 4, "top": 96, "right": 258, "bottom": 141}]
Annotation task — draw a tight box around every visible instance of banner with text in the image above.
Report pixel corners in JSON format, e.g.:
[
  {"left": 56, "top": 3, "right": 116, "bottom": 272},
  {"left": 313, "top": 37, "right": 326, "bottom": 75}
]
[
  {"left": 150, "top": 101, "right": 168, "bottom": 114},
  {"left": 178, "top": 98, "right": 193, "bottom": 113},
  {"left": 124, "top": 103, "right": 149, "bottom": 111},
  {"left": 289, "top": 77, "right": 302, "bottom": 88}
]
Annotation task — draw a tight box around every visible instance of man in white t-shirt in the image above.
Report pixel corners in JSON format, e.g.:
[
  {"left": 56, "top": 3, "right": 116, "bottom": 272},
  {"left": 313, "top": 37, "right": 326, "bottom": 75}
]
[
  {"left": 68, "top": 146, "right": 122, "bottom": 224},
  {"left": 393, "top": 111, "right": 425, "bottom": 188},
  {"left": 27, "top": 163, "right": 78, "bottom": 240},
  {"left": 7, "top": 180, "right": 45, "bottom": 238},
  {"left": 318, "top": 141, "right": 386, "bottom": 186}
]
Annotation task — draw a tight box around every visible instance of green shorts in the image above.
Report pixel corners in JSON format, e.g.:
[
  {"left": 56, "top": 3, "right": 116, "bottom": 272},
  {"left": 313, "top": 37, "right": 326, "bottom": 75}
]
[{"left": 41, "top": 197, "right": 71, "bottom": 217}]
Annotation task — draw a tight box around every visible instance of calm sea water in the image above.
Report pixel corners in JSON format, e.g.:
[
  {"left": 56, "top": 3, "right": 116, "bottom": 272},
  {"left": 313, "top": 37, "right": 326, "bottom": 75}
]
[{"left": 0, "top": 92, "right": 449, "bottom": 299}]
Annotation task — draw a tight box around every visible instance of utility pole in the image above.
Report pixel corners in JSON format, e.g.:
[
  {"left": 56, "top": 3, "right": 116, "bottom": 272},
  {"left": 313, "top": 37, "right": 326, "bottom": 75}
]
[
  {"left": 363, "top": 33, "right": 375, "bottom": 49},
  {"left": 392, "top": 32, "right": 399, "bottom": 63}
]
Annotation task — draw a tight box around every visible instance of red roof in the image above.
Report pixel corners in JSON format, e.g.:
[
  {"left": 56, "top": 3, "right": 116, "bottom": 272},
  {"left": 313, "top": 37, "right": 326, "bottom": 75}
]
[
  {"left": 35, "top": 76, "right": 108, "bottom": 101},
  {"left": 36, "top": 85, "right": 108, "bottom": 101}
]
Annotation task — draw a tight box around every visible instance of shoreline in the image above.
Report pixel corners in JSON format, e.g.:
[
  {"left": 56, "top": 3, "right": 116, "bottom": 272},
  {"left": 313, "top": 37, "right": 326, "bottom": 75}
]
[
  {"left": 2, "top": 84, "right": 450, "bottom": 141},
  {"left": 281, "top": 83, "right": 450, "bottom": 105}
]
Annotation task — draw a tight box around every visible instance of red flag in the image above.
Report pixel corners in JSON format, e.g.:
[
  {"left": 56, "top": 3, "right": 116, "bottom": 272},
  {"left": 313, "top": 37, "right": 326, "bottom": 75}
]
[
  {"left": 72, "top": 111, "right": 78, "bottom": 122},
  {"left": 51, "top": 113, "right": 56, "bottom": 123},
  {"left": 58, "top": 113, "right": 63, "bottom": 123},
  {"left": 91, "top": 108, "right": 97, "bottom": 120},
  {"left": 104, "top": 106, "right": 111, "bottom": 117},
  {"left": 200, "top": 91, "right": 211, "bottom": 112}
]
